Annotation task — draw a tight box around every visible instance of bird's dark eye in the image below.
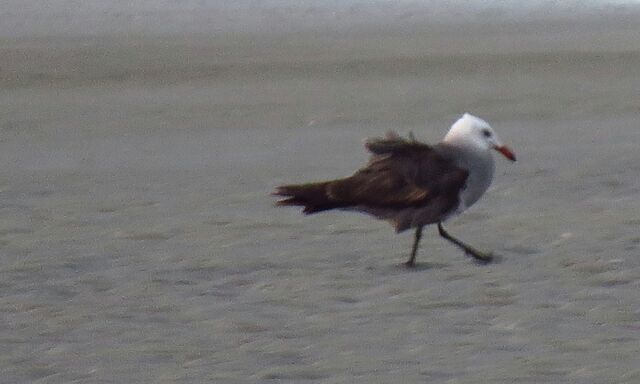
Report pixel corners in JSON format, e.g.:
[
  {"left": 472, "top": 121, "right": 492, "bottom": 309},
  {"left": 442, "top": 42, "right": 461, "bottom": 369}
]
[{"left": 482, "top": 129, "right": 491, "bottom": 138}]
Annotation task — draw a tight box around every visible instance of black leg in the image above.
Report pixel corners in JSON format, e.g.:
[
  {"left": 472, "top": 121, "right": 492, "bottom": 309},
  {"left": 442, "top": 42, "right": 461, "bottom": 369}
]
[
  {"left": 437, "top": 222, "right": 493, "bottom": 263},
  {"left": 406, "top": 226, "right": 423, "bottom": 267}
]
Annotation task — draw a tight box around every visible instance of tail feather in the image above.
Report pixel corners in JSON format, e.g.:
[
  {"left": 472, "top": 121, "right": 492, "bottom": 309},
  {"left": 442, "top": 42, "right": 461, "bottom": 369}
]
[{"left": 273, "top": 181, "right": 345, "bottom": 214}]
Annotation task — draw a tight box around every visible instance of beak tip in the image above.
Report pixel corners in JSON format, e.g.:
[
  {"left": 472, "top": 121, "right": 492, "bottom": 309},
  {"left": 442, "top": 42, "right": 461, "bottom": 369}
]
[{"left": 496, "top": 145, "right": 516, "bottom": 162}]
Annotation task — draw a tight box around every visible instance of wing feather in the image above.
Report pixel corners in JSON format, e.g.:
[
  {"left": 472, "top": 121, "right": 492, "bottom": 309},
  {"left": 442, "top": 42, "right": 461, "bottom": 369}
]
[{"left": 329, "top": 133, "right": 468, "bottom": 214}]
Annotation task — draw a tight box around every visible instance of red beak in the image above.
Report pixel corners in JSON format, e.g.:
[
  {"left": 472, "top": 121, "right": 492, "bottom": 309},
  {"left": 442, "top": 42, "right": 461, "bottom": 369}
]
[{"left": 495, "top": 145, "right": 516, "bottom": 161}]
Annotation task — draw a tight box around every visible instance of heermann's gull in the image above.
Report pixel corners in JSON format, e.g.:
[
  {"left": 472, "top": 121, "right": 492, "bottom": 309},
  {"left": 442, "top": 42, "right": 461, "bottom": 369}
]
[{"left": 273, "top": 113, "right": 516, "bottom": 267}]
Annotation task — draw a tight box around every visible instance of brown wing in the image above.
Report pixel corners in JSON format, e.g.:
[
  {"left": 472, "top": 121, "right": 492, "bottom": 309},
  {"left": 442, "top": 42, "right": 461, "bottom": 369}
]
[
  {"left": 273, "top": 133, "right": 468, "bottom": 229},
  {"left": 327, "top": 134, "right": 468, "bottom": 211}
]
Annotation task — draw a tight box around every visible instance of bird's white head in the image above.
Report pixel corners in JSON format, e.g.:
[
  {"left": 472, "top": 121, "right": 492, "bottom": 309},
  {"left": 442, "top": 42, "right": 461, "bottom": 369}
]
[{"left": 443, "top": 113, "right": 516, "bottom": 161}]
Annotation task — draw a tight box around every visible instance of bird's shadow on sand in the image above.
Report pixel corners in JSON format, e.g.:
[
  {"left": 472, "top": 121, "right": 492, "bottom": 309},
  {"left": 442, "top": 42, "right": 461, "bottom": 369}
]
[
  {"left": 462, "top": 252, "right": 504, "bottom": 266},
  {"left": 394, "top": 261, "right": 450, "bottom": 271},
  {"left": 388, "top": 253, "right": 504, "bottom": 271}
]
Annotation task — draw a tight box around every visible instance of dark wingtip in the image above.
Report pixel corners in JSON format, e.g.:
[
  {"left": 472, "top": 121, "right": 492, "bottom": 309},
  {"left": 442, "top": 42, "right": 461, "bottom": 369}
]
[
  {"left": 273, "top": 186, "right": 296, "bottom": 207},
  {"left": 274, "top": 196, "right": 295, "bottom": 206},
  {"left": 274, "top": 198, "right": 317, "bottom": 215},
  {"left": 271, "top": 182, "right": 330, "bottom": 214},
  {"left": 272, "top": 186, "right": 290, "bottom": 197}
]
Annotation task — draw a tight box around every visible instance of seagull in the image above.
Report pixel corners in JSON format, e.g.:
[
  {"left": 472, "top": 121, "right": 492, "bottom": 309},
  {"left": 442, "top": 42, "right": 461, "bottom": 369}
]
[{"left": 273, "top": 113, "right": 516, "bottom": 267}]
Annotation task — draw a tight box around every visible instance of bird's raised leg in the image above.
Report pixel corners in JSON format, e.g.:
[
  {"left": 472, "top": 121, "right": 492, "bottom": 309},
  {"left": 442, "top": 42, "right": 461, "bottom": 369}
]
[
  {"left": 437, "top": 222, "right": 493, "bottom": 263},
  {"left": 406, "top": 226, "right": 423, "bottom": 267}
]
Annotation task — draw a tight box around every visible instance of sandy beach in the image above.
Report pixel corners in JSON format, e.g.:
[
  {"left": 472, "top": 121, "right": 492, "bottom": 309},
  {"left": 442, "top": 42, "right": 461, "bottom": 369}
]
[{"left": 1, "top": 1, "right": 640, "bottom": 382}]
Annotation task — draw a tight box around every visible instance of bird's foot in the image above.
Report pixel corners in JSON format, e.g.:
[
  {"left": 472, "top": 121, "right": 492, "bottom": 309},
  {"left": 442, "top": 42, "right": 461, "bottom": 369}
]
[{"left": 465, "top": 249, "right": 494, "bottom": 264}]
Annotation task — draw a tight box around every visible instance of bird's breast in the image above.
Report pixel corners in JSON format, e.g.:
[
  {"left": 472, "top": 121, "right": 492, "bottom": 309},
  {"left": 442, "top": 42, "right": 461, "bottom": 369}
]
[{"left": 458, "top": 151, "right": 495, "bottom": 210}]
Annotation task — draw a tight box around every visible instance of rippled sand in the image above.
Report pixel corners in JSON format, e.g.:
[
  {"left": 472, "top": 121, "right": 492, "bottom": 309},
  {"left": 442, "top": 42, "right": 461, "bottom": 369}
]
[{"left": 1, "top": 8, "right": 640, "bottom": 383}]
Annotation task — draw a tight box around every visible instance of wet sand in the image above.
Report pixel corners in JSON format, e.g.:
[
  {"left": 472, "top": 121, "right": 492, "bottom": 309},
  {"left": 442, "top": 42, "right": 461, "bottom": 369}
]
[{"left": 1, "top": 5, "right": 640, "bottom": 383}]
